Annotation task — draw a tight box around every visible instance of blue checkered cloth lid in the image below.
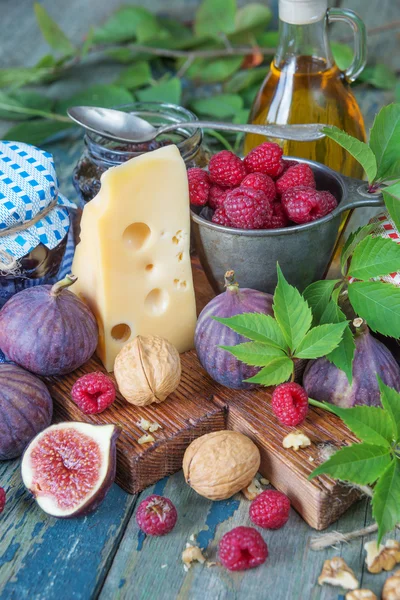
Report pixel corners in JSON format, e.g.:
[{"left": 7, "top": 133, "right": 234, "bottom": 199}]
[{"left": 0, "top": 140, "right": 75, "bottom": 265}]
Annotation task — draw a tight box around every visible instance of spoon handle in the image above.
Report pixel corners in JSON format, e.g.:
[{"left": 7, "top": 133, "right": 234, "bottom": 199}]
[{"left": 159, "top": 120, "right": 327, "bottom": 142}]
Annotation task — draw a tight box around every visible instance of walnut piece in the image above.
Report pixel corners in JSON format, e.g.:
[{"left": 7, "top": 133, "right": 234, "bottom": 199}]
[
  {"left": 382, "top": 569, "right": 400, "bottom": 600},
  {"left": 183, "top": 430, "right": 260, "bottom": 501},
  {"left": 137, "top": 418, "right": 151, "bottom": 431},
  {"left": 364, "top": 540, "right": 400, "bottom": 574},
  {"left": 114, "top": 335, "right": 181, "bottom": 406},
  {"left": 182, "top": 545, "right": 206, "bottom": 570},
  {"left": 346, "top": 590, "right": 377, "bottom": 600},
  {"left": 318, "top": 557, "right": 359, "bottom": 590},
  {"left": 242, "top": 477, "right": 263, "bottom": 500},
  {"left": 137, "top": 433, "right": 155, "bottom": 445},
  {"left": 148, "top": 422, "right": 161, "bottom": 433},
  {"left": 283, "top": 431, "right": 311, "bottom": 451}
]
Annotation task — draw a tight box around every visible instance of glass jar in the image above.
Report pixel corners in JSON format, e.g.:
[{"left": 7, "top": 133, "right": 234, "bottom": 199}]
[{"left": 73, "top": 102, "right": 209, "bottom": 204}]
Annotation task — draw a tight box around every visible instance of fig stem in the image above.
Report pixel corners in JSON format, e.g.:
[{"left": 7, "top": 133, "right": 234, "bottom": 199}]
[
  {"left": 50, "top": 273, "right": 78, "bottom": 297},
  {"left": 353, "top": 317, "right": 368, "bottom": 336},
  {"left": 308, "top": 398, "right": 336, "bottom": 414},
  {"left": 224, "top": 270, "right": 239, "bottom": 292}
]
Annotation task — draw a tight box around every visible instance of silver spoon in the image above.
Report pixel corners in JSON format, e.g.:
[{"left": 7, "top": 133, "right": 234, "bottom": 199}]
[{"left": 67, "top": 106, "right": 327, "bottom": 143}]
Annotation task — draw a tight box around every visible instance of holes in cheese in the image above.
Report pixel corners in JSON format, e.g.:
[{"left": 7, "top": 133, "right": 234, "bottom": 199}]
[
  {"left": 111, "top": 323, "right": 131, "bottom": 342},
  {"left": 172, "top": 230, "right": 183, "bottom": 245},
  {"left": 123, "top": 222, "right": 151, "bottom": 250},
  {"left": 177, "top": 252, "right": 183, "bottom": 262},
  {"left": 174, "top": 279, "right": 187, "bottom": 290},
  {"left": 144, "top": 288, "right": 169, "bottom": 316},
  {"left": 145, "top": 264, "right": 154, "bottom": 272}
]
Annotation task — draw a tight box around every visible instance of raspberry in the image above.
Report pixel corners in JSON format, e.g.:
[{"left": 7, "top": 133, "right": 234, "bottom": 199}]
[
  {"left": 271, "top": 382, "right": 309, "bottom": 426},
  {"left": 219, "top": 526, "right": 268, "bottom": 571},
  {"left": 208, "top": 184, "right": 228, "bottom": 210},
  {"left": 280, "top": 159, "right": 299, "bottom": 174},
  {"left": 208, "top": 150, "right": 247, "bottom": 187},
  {"left": 282, "top": 186, "right": 330, "bottom": 224},
  {"left": 71, "top": 372, "right": 116, "bottom": 414},
  {"left": 264, "top": 201, "right": 289, "bottom": 229},
  {"left": 241, "top": 172, "right": 276, "bottom": 202},
  {"left": 276, "top": 163, "right": 316, "bottom": 196},
  {"left": 225, "top": 187, "right": 272, "bottom": 230},
  {"left": 187, "top": 168, "right": 210, "bottom": 206},
  {"left": 0, "top": 487, "right": 5, "bottom": 514},
  {"left": 212, "top": 206, "right": 233, "bottom": 227},
  {"left": 319, "top": 190, "right": 338, "bottom": 214},
  {"left": 136, "top": 494, "right": 177, "bottom": 536},
  {"left": 244, "top": 142, "right": 284, "bottom": 178},
  {"left": 250, "top": 490, "right": 291, "bottom": 529}
]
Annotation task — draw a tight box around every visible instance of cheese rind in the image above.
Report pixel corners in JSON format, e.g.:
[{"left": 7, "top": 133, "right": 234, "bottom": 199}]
[{"left": 71, "top": 145, "right": 197, "bottom": 371}]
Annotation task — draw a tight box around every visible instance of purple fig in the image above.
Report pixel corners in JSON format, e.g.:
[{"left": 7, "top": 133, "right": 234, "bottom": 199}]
[
  {"left": 21, "top": 422, "right": 120, "bottom": 518},
  {"left": 303, "top": 319, "right": 400, "bottom": 407}
]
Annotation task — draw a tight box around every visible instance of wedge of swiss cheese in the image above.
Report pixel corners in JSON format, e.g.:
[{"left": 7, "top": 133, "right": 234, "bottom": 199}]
[{"left": 71, "top": 145, "right": 197, "bottom": 371}]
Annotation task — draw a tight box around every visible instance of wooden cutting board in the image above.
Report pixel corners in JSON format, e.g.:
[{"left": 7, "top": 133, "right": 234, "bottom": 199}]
[{"left": 44, "top": 258, "right": 359, "bottom": 531}]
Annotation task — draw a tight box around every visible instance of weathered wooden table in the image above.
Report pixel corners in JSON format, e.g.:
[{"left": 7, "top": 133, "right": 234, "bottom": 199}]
[{"left": 0, "top": 1, "right": 399, "bottom": 599}]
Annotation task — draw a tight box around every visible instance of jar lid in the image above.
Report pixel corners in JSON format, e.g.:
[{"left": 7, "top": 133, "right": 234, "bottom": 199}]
[
  {"left": 0, "top": 141, "right": 75, "bottom": 266},
  {"left": 279, "top": 0, "right": 327, "bottom": 24}
]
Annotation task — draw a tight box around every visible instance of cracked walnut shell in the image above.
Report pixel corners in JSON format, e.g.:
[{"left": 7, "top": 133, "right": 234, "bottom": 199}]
[
  {"left": 318, "top": 557, "right": 359, "bottom": 590},
  {"left": 382, "top": 569, "right": 400, "bottom": 600},
  {"left": 364, "top": 540, "right": 400, "bottom": 574},
  {"left": 183, "top": 430, "right": 260, "bottom": 500},
  {"left": 114, "top": 335, "right": 181, "bottom": 406}
]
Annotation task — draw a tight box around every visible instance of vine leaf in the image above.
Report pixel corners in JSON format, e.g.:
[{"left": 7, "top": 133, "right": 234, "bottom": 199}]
[{"left": 34, "top": 3, "right": 75, "bottom": 56}]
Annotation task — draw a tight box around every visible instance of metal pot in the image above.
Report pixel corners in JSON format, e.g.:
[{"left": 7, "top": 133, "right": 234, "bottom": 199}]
[{"left": 191, "top": 157, "right": 384, "bottom": 294}]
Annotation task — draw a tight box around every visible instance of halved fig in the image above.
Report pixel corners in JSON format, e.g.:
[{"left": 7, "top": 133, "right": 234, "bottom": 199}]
[{"left": 21, "top": 422, "right": 120, "bottom": 518}]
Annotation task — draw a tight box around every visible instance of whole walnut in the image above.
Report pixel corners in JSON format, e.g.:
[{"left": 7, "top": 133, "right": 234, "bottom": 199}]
[
  {"left": 114, "top": 335, "right": 181, "bottom": 406},
  {"left": 183, "top": 430, "right": 260, "bottom": 500}
]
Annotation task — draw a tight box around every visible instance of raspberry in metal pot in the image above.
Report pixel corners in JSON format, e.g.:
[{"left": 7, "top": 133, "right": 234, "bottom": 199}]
[
  {"left": 276, "top": 163, "right": 316, "bottom": 196},
  {"left": 282, "top": 186, "right": 332, "bottom": 224},
  {"left": 241, "top": 172, "right": 276, "bottom": 202},
  {"left": 243, "top": 142, "right": 284, "bottom": 178},
  {"left": 208, "top": 150, "right": 247, "bottom": 187},
  {"left": 187, "top": 167, "right": 210, "bottom": 206},
  {"left": 224, "top": 187, "right": 272, "bottom": 230}
]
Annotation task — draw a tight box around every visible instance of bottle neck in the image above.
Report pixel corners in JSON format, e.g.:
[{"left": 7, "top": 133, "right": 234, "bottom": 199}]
[{"left": 274, "top": 16, "right": 334, "bottom": 73}]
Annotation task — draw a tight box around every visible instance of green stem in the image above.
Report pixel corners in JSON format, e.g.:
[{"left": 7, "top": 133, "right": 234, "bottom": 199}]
[
  {"left": 50, "top": 274, "right": 77, "bottom": 297},
  {"left": 204, "top": 129, "right": 234, "bottom": 152},
  {"left": 0, "top": 103, "right": 71, "bottom": 122},
  {"left": 308, "top": 397, "right": 336, "bottom": 414}
]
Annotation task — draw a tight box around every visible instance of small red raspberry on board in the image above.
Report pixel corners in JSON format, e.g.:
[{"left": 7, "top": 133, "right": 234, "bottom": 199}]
[
  {"left": 136, "top": 494, "right": 177, "bottom": 536},
  {"left": 250, "top": 490, "right": 291, "bottom": 530},
  {"left": 208, "top": 184, "right": 228, "bottom": 210},
  {"left": 187, "top": 168, "right": 210, "bottom": 206},
  {"left": 242, "top": 172, "right": 276, "bottom": 202},
  {"left": 225, "top": 187, "right": 272, "bottom": 229},
  {"left": 276, "top": 163, "right": 316, "bottom": 196},
  {"left": 244, "top": 142, "right": 284, "bottom": 178},
  {"left": 319, "top": 190, "right": 338, "bottom": 214},
  {"left": 271, "top": 382, "right": 309, "bottom": 426},
  {"left": 264, "top": 202, "right": 289, "bottom": 229},
  {"left": 219, "top": 526, "right": 268, "bottom": 571},
  {"left": 212, "top": 206, "right": 233, "bottom": 227},
  {"left": 0, "top": 487, "right": 6, "bottom": 514},
  {"left": 282, "top": 186, "right": 329, "bottom": 224},
  {"left": 71, "top": 372, "right": 116, "bottom": 414},
  {"left": 208, "top": 150, "right": 247, "bottom": 187}
]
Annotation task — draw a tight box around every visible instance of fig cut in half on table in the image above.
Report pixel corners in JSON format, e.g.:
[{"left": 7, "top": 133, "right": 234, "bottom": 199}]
[{"left": 21, "top": 422, "right": 120, "bottom": 518}]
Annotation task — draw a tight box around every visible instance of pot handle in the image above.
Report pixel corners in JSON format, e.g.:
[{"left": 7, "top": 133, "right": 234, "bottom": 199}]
[{"left": 335, "top": 176, "right": 385, "bottom": 216}]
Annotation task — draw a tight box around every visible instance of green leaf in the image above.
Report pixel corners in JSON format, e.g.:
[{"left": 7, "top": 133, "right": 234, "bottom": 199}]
[
  {"left": 105, "top": 48, "right": 135, "bottom": 64},
  {"left": 273, "top": 264, "right": 312, "bottom": 352},
  {"left": 369, "top": 104, "right": 400, "bottom": 182},
  {"left": 213, "top": 313, "right": 287, "bottom": 349},
  {"left": 220, "top": 342, "right": 286, "bottom": 367},
  {"left": 224, "top": 68, "right": 265, "bottom": 93},
  {"left": 245, "top": 357, "right": 294, "bottom": 386},
  {"left": 81, "top": 28, "right": 95, "bottom": 58},
  {"left": 56, "top": 84, "right": 133, "bottom": 116},
  {"left": 256, "top": 31, "right": 279, "bottom": 48},
  {"left": 349, "top": 235, "right": 400, "bottom": 280},
  {"left": 322, "top": 125, "right": 377, "bottom": 183},
  {"left": 378, "top": 378, "right": 400, "bottom": 441},
  {"left": 321, "top": 405, "right": 394, "bottom": 447},
  {"left": 194, "top": 0, "right": 236, "bottom": 38},
  {"left": 93, "top": 6, "right": 157, "bottom": 44},
  {"left": 382, "top": 181, "right": 400, "bottom": 233},
  {"left": 136, "top": 78, "right": 181, "bottom": 105},
  {"left": 372, "top": 459, "right": 400, "bottom": 544},
  {"left": 0, "top": 90, "right": 53, "bottom": 120},
  {"left": 331, "top": 43, "right": 353, "bottom": 71},
  {"left": 359, "top": 64, "right": 397, "bottom": 90},
  {"left": 341, "top": 223, "right": 378, "bottom": 275},
  {"left": 348, "top": 281, "right": 400, "bottom": 338},
  {"left": 303, "top": 279, "right": 340, "bottom": 325},
  {"left": 320, "top": 300, "right": 355, "bottom": 384},
  {"left": 190, "top": 94, "right": 243, "bottom": 119},
  {"left": 0, "top": 67, "right": 53, "bottom": 89},
  {"left": 34, "top": 3, "right": 75, "bottom": 56},
  {"left": 234, "top": 3, "right": 271, "bottom": 34},
  {"left": 4, "top": 120, "right": 73, "bottom": 146},
  {"left": 186, "top": 56, "right": 243, "bottom": 83},
  {"left": 295, "top": 322, "right": 347, "bottom": 359},
  {"left": 115, "top": 61, "right": 152, "bottom": 90},
  {"left": 310, "top": 443, "right": 392, "bottom": 485}
]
